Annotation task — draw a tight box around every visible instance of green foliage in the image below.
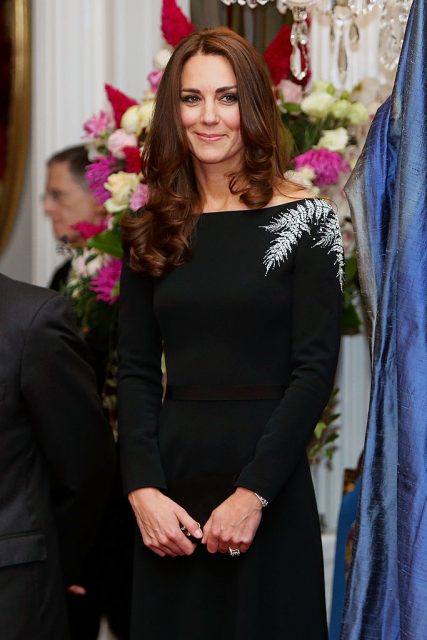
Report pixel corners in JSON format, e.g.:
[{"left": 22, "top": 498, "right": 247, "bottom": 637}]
[
  {"left": 308, "top": 388, "right": 340, "bottom": 466},
  {"left": 88, "top": 229, "right": 123, "bottom": 257},
  {"left": 342, "top": 254, "right": 362, "bottom": 334}
]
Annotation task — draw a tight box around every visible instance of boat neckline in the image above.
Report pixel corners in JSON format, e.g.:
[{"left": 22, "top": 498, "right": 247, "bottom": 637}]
[{"left": 198, "top": 197, "right": 324, "bottom": 216}]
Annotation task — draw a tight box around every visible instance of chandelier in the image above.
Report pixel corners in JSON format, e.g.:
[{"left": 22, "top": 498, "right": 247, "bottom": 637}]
[{"left": 220, "top": 0, "right": 412, "bottom": 83}]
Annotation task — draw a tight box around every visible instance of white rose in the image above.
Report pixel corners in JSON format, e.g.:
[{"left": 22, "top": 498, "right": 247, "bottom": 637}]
[
  {"left": 104, "top": 172, "right": 140, "bottom": 213},
  {"left": 330, "top": 99, "right": 352, "bottom": 120},
  {"left": 137, "top": 101, "right": 155, "bottom": 130},
  {"left": 120, "top": 106, "right": 140, "bottom": 134},
  {"left": 312, "top": 80, "right": 335, "bottom": 95},
  {"left": 301, "top": 92, "right": 335, "bottom": 119},
  {"left": 154, "top": 47, "right": 172, "bottom": 71},
  {"left": 286, "top": 168, "right": 319, "bottom": 194},
  {"left": 317, "top": 127, "right": 349, "bottom": 152},
  {"left": 285, "top": 167, "right": 316, "bottom": 187},
  {"left": 121, "top": 102, "right": 155, "bottom": 135},
  {"left": 347, "top": 102, "right": 369, "bottom": 125}
]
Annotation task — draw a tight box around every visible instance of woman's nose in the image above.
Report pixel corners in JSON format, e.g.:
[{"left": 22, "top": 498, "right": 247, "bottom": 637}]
[{"left": 201, "top": 99, "right": 219, "bottom": 125}]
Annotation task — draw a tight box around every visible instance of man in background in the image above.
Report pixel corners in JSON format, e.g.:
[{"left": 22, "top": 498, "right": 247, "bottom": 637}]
[
  {"left": 0, "top": 272, "right": 115, "bottom": 639},
  {"left": 43, "top": 145, "right": 105, "bottom": 291},
  {"left": 43, "top": 145, "right": 133, "bottom": 640}
]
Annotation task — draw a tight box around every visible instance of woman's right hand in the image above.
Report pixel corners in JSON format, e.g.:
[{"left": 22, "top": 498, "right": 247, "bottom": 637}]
[{"left": 128, "top": 487, "right": 203, "bottom": 557}]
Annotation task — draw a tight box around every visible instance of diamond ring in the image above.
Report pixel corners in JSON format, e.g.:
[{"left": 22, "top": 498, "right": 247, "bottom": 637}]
[{"left": 228, "top": 547, "right": 241, "bottom": 557}]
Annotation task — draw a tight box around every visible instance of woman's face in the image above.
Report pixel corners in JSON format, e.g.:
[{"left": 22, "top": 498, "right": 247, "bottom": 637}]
[{"left": 180, "top": 54, "right": 244, "bottom": 171}]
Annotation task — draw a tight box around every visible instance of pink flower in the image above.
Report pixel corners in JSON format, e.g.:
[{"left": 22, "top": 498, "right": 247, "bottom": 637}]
[
  {"left": 147, "top": 69, "right": 163, "bottom": 94},
  {"left": 107, "top": 129, "right": 138, "bottom": 159},
  {"left": 89, "top": 258, "right": 122, "bottom": 305},
  {"left": 85, "top": 156, "right": 118, "bottom": 205},
  {"left": 83, "top": 110, "right": 114, "bottom": 138},
  {"left": 278, "top": 79, "right": 303, "bottom": 104},
  {"left": 129, "top": 183, "right": 149, "bottom": 212},
  {"left": 294, "top": 149, "right": 350, "bottom": 187},
  {"left": 70, "top": 220, "right": 108, "bottom": 240}
]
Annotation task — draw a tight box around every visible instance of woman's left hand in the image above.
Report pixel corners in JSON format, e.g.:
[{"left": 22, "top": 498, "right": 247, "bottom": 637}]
[{"left": 202, "top": 487, "right": 263, "bottom": 554}]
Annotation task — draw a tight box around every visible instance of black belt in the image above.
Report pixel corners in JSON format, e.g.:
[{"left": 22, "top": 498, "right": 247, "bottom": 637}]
[{"left": 164, "top": 384, "right": 286, "bottom": 402}]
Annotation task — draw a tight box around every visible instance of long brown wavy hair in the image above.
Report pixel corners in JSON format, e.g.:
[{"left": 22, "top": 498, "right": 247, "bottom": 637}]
[{"left": 122, "top": 27, "right": 292, "bottom": 277}]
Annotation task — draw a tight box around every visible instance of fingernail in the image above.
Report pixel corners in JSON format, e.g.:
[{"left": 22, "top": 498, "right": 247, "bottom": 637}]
[{"left": 194, "top": 527, "right": 203, "bottom": 538}]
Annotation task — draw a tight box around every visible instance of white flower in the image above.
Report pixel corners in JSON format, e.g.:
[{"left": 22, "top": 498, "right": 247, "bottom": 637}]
[
  {"left": 72, "top": 249, "right": 104, "bottom": 278},
  {"left": 288, "top": 167, "right": 320, "bottom": 195},
  {"left": 104, "top": 172, "right": 140, "bottom": 213},
  {"left": 347, "top": 102, "right": 369, "bottom": 125},
  {"left": 301, "top": 92, "right": 335, "bottom": 119},
  {"left": 154, "top": 47, "right": 172, "bottom": 71},
  {"left": 312, "top": 80, "right": 335, "bottom": 95},
  {"left": 330, "top": 99, "right": 352, "bottom": 120},
  {"left": 121, "top": 102, "right": 155, "bottom": 135},
  {"left": 285, "top": 167, "right": 316, "bottom": 187},
  {"left": 317, "top": 127, "right": 349, "bottom": 152},
  {"left": 107, "top": 129, "right": 138, "bottom": 158}
]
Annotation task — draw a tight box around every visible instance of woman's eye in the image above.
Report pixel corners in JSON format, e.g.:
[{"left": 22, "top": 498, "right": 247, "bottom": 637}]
[
  {"left": 221, "top": 93, "right": 238, "bottom": 103},
  {"left": 181, "top": 94, "right": 200, "bottom": 104}
]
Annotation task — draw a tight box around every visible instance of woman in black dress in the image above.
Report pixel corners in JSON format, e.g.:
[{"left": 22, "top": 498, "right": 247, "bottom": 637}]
[{"left": 118, "top": 27, "right": 343, "bottom": 639}]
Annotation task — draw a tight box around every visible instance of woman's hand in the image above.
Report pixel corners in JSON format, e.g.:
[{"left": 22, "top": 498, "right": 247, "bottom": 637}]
[
  {"left": 129, "top": 487, "right": 203, "bottom": 557},
  {"left": 202, "top": 487, "right": 262, "bottom": 555}
]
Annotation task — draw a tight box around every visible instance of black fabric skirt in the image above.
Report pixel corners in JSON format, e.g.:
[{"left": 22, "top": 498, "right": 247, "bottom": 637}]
[{"left": 130, "top": 398, "right": 327, "bottom": 640}]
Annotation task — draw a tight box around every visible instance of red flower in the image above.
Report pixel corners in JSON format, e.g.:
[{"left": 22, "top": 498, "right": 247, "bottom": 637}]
[
  {"left": 71, "top": 220, "right": 108, "bottom": 240},
  {"left": 123, "top": 146, "right": 142, "bottom": 174},
  {"left": 105, "top": 84, "right": 138, "bottom": 128},
  {"left": 161, "top": 0, "right": 195, "bottom": 47},
  {"left": 264, "top": 25, "right": 293, "bottom": 86},
  {"left": 264, "top": 23, "right": 311, "bottom": 88}
]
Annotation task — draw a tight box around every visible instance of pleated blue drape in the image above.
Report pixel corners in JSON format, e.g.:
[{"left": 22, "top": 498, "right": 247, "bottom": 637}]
[{"left": 341, "top": 1, "right": 427, "bottom": 637}]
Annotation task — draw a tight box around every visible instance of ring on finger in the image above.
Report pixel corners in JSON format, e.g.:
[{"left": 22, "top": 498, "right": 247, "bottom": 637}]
[{"left": 228, "top": 546, "right": 241, "bottom": 557}]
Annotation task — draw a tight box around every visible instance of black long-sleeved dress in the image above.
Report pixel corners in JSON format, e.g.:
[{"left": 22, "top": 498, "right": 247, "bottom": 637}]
[{"left": 118, "top": 198, "right": 343, "bottom": 639}]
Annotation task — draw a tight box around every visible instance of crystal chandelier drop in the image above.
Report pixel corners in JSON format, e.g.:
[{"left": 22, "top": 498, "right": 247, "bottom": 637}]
[{"left": 220, "top": 0, "right": 412, "bottom": 83}]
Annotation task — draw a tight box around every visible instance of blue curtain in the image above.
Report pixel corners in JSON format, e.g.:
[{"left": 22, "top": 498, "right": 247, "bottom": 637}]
[{"left": 341, "top": 1, "right": 427, "bottom": 637}]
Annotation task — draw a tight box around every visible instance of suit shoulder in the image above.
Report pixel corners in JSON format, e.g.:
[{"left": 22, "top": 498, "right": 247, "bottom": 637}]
[{"left": 0, "top": 273, "right": 63, "bottom": 331}]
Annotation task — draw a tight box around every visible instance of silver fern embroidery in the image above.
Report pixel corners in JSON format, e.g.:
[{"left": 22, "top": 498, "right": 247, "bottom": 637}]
[{"left": 260, "top": 199, "right": 344, "bottom": 290}]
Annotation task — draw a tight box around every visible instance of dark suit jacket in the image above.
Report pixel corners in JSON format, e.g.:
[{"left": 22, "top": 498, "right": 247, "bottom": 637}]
[
  {"left": 0, "top": 273, "right": 115, "bottom": 639},
  {"left": 48, "top": 258, "right": 71, "bottom": 293}
]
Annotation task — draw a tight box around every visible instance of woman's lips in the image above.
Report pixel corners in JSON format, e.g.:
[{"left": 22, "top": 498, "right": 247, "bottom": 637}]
[{"left": 195, "top": 133, "right": 224, "bottom": 142}]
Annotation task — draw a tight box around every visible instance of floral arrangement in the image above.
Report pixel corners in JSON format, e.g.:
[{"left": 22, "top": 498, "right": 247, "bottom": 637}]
[
  {"left": 66, "top": 73, "right": 166, "bottom": 430},
  {"left": 277, "top": 78, "right": 372, "bottom": 333}
]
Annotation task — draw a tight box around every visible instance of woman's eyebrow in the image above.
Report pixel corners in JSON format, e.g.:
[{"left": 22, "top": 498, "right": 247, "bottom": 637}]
[{"left": 180, "top": 85, "right": 238, "bottom": 94}]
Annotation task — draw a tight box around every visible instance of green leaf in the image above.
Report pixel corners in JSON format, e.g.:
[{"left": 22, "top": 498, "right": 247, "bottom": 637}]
[
  {"left": 345, "top": 254, "right": 358, "bottom": 282},
  {"left": 314, "top": 421, "right": 327, "bottom": 439},
  {"left": 341, "top": 303, "right": 362, "bottom": 333},
  {"left": 325, "top": 432, "right": 340, "bottom": 444},
  {"left": 325, "top": 447, "right": 336, "bottom": 460},
  {"left": 88, "top": 229, "right": 123, "bottom": 257},
  {"left": 282, "top": 102, "right": 302, "bottom": 114}
]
